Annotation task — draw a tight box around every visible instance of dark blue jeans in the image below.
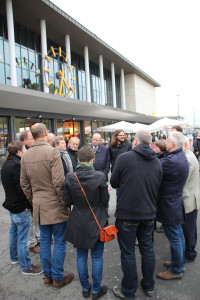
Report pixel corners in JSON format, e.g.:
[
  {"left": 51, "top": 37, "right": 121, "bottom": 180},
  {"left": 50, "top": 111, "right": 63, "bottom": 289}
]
[
  {"left": 77, "top": 240, "right": 104, "bottom": 294},
  {"left": 163, "top": 224, "right": 185, "bottom": 275},
  {"left": 39, "top": 221, "right": 67, "bottom": 281},
  {"left": 116, "top": 219, "right": 155, "bottom": 299}
]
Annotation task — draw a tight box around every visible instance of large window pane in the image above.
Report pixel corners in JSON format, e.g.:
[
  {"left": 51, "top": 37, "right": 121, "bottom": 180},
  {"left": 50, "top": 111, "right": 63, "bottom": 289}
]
[
  {"left": 0, "top": 63, "right": 5, "bottom": 84},
  {"left": 4, "top": 41, "right": 9, "bottom": 64}
]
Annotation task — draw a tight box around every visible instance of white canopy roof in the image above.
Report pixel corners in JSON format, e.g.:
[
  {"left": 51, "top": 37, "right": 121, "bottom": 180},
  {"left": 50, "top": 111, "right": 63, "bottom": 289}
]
[
  {"left": 147, "top": 117, "right": 188, "bottom": 133},
  {"left": 97, "top": 121, "right": 147, "bottom": 133}
]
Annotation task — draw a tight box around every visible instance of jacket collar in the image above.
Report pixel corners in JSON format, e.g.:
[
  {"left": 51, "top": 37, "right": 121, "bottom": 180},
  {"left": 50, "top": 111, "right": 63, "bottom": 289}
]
[
  {"left": 32, "top": 140, "right": 49, "bottom": 147},
  {"left": 165, "top": 147, "right": 183, "bottom": 157},
  {"left": 7, "top": 154, "right": 21, "bottom": 161}
]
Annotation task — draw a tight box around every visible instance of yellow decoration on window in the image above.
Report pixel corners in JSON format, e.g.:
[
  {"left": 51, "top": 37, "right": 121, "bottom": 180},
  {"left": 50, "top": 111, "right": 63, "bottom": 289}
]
[
  {"left": 70, "top": 86, "right": 75, "bottom": 93},
  {"left": 67, "top": 92, "right": 70, "bottom": 98},
  {"left": 45, "top": 55, "right": 51, "bottom": 63},
  {"left": 46, "top": 81, "right": 52, "bottom": 87},
  {"left": 71, "top": 77, "right": 76, "bottom": 81},
  {"left": 51, "top": 46, "right": 56, "bottom": 57},
  {"left": 59, "top": 47, "right": 62, "bottom": 57},
  {"left": 65, "top": 54, "right": 68, "bottom": 62},
  {"left": 43, "top": 68, "right": 50, "bottom": 73},
  {"left": 69, "top": 66, "right": 74, "bottom": 70},
  {"left": 54, "top": 89, "right": 58, "bottom": 95},
  {"left": 63, "top": 78, "right": 69, "bottom": 90}
]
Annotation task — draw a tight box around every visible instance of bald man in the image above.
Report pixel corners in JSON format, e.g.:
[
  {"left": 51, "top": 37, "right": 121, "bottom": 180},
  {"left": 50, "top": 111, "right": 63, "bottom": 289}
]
[{"left": 91, "top": 133, "right": 110, "bottom": 181}]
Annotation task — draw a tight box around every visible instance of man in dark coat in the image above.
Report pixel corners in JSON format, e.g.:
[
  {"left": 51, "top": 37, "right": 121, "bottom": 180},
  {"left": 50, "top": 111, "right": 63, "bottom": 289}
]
[
  {"left": 110, "top": 131, "right": 163, "bottom": 300},
  {"left": 66, "top": 137, "right": 80, "bottom": 171},
  {"left": 157, "top": 131, "right": 189, "bottom": 280},
  {"left": 64, "top": 146, "right": 109, "bottom": 299},
  {"left": 91, "top": 133, "right": 110, "bottom": 181},
  {"left": 1, "top": 141, "right": 42, "bottom": 275},
  {"left": 109, "top": 129, "right": 132, "bottom": 172}
]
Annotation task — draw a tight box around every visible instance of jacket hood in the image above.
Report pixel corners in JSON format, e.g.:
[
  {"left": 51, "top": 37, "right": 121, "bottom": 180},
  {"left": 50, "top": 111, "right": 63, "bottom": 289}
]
[{"left": 133, "top": 144, "right": 157, "bottom": 161}]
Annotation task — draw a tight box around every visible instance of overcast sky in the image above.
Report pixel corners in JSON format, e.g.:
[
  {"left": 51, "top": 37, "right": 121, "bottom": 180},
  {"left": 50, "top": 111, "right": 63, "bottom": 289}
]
[{"left": 51, "top": 0, "right": 200, "bottom": 125}]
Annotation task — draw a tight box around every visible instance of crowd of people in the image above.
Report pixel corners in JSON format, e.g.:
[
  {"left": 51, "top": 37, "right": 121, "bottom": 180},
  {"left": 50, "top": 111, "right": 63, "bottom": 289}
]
[{"left": 1, "top": 123, "right": 200, "bottom": 300}]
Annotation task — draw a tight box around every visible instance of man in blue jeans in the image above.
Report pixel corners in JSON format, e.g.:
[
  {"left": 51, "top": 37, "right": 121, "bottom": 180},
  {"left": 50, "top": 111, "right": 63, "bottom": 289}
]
[
  {"left": 1, "top": 141, "right": 42, "bottom": 275},
  {"left": 157, "top": 131, "right": 189, "bottom": 280},
  {"left": 20, "top": 123, "right": 74, "bottom": 289},
  {"left": 110, "top": 131, "right": 163, "bottom": 299}
]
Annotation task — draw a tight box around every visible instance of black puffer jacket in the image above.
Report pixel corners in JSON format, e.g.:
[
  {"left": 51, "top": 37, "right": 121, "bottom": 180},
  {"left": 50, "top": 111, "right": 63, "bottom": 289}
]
[
  {"left": 109, "top": 141, "right": 132, "bottom": 172},
  {"left": 64, "top": 166, "right": 109, "bottom": 249},
  {"left": 110, "top": 144, "right": 163, "bottom": 220},
  {"left": 1, "top": 154, "right": 31, "bottom": 213},
  {"left": 66, "top": 147, "right": 78, "bottom": 171}
]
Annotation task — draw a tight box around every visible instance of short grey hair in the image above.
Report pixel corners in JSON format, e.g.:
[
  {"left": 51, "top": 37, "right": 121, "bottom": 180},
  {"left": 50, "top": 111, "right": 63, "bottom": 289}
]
[
  {"left": 135, "top": 131, "right": 152, "bottom": 146},
  {"left": 169, "top": 131, "right": 185, "bottom": 148},
  {"left": 52, "top": 136, "right": 65, "bottom": 147}
]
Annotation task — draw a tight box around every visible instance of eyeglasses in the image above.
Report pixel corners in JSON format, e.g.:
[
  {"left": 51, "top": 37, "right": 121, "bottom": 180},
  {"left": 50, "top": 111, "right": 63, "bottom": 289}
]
[{"left": 118, "top": 135, "right": 125, "bottom": 137}]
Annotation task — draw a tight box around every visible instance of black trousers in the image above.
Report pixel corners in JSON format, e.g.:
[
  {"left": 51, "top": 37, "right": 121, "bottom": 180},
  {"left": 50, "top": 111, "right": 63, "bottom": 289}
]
[{"left": 182, "top": 210, "right": 198, "bottom": 261}]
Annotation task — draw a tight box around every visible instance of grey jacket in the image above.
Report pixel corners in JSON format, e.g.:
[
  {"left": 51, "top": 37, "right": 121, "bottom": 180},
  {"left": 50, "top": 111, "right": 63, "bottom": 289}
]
[
  {"left": 58, "top": 149, "right": 73, "bottom": 175},
  {"left": 183, "top": 149, "right": 200, "bottom": 213}
]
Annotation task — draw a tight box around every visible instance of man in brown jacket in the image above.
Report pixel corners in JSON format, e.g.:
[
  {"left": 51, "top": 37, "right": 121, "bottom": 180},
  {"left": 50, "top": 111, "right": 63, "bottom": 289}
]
[{"left": 20, "top": 123, "right": 74, "bottom": 289}]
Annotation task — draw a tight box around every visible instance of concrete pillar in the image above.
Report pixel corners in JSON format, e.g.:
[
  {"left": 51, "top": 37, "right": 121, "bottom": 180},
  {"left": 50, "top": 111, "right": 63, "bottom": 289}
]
[
  {"left": 6, "top": 0, "right": 17, "bottom": 86},
  {"left": 84, "top": 46, "right": 91, "bottom": 102},
  {"left": 121, "top": 68, "right": 126, "bottom": 110},
  {"left": 65, "top": 34, "right": 71, "bottom": 86},
  {"left": 99, "top": 55, "right": 105, "bottom": 106},
  {"left": 111, "top": 62, "right": 116, "bottom": 108},
  {"left": 40, "top": 19, "right": 49, "bottom": 93}
]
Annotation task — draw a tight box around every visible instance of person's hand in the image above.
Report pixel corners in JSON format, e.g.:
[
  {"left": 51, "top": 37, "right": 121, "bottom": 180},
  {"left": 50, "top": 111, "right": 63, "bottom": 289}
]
[{"left": 196, "top": 151, "right": 199, "bottom": 155}]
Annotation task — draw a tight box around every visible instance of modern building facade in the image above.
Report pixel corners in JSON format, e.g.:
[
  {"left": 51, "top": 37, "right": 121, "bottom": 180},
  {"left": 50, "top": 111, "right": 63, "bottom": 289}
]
[{"left": 0, "top": 0, "right": 160, "bottom": 167}]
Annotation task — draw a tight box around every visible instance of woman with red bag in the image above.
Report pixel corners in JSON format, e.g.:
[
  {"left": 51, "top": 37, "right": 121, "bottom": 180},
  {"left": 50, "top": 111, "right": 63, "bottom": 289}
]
[{"left": 64, "top": 146, "right": 109, "bottom": 300}]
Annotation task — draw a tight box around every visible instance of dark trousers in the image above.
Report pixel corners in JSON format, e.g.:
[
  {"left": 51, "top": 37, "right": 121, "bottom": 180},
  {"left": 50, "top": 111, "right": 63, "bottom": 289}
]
[
  {"left": 116, "top": 219, "right": 155, "bottom": 299},
  {"left": 182, "top": 210, "right": 198, "bottom": 261}
]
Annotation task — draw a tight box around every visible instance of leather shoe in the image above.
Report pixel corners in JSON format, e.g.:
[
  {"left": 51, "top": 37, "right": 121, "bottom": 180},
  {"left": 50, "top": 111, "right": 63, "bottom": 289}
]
[
  {"left": 52, "top": 273, "right": 74, "bottom": 290},
  {"left": 44, "top": 275, "right": 53, "bottom": 287},
  {"left": 82, "top": 286, "right": 91, "bottom": 298},
  {"left": 163, "top": 261, "right": 185, "bottom": 272},
  {"left": 29, "top": 245, "right": 40, "bottom": 254},
  {"left": 92, "top": 286, "right": 107, "bottom": 299},
  {"left": 157, "top": 270, "right": 182, "bottom": 280}
]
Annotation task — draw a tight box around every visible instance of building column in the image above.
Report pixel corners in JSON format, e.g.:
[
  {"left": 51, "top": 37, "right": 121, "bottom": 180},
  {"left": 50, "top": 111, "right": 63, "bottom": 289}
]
[
  {"left": 99, "top": 55, "right": 105, "bottom": 106},
  {"left": 40, "top": 19, "right": 49, "bottom": 93},
  {"left": 121, "top": 68, "right": 126, "bottom": 110},
  {"left": 111, "top": 62, "right": 116, "bottom": 108},
  {"left": 84, "top": 46, "right": 91, "bottom": 102},
  {"left": 65, "top": 35, "right": 71, "bottom": 86},
  {"left": 6, "top": 0, "right": 17, "bottom": 86}
]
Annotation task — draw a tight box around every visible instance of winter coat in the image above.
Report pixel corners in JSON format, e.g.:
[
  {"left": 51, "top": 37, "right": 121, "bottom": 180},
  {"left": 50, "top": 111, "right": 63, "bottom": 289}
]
[
  {"left": 20, "top": 140, "right": 70, "bottom": 225},
  {"left": 91, "top": 144, "right": 110, "bottom": 181},
  {"left": 66, "top": 147, "right": 78, "bottom": 171},
  {"left": 193, "top": 138, "right": 200, "bottom": 158},
  {"left": 64, "top": 165, "right": 109, "bottom": 249},
  {"left": 58, "top": 148, "right": 73, "bottom": 176},
  {"left": 1, "top": 154, "right": 31, "bottom": 214},
  {"left": 109, "top": 141, "right": 132, "bottom": 172},
  {"left": 183, "top": 149, "right": 200, "bottom": 214},
  {"left": 157, "top": 148, "right": 189, "bottom": 225},
  {"left": 110, "top": 144, "right": 163, "bottom": 220}
]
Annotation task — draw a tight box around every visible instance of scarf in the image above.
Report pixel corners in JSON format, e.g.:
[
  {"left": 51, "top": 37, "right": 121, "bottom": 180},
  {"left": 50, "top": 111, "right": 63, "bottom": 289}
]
[{"left": 75, "top": 162, "right": 95, "bottom": 171}]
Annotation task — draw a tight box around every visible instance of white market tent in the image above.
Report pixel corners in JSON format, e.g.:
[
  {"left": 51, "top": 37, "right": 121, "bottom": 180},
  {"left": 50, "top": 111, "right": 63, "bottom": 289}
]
[
  {"left": 97, "top": 121, "right": 147, "bottom": 133},
  {"left": 147, "top": 117, "right": 188, "bottom": 133}
]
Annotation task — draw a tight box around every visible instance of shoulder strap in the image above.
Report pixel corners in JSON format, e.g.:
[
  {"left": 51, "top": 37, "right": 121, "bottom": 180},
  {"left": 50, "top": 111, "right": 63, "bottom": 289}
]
[{"left": 74, "top": 172, "right": 102, "bottom": 230}]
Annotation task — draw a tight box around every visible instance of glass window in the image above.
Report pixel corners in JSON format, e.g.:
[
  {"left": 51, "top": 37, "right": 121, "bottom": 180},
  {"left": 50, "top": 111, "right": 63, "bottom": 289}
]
[
  {"left": 4, "top": 41, "right": 9, "bottom": 64},
  {"left": 0, "top": 63, "right": 5, "bottom": 84},
  {"left": 15, "top": 118, "right": 25, "bottom": 140},
  {"left": 0, "top": 117, "right": 8, "bottom": 171},
  {"left": 5, "top": 64, "right": 10, "bottom": 85},
  {"left": 16, "top": 67, "right": 22, "bottom": 87},
  {"left": 0, "top": 38, "right": 4, "bottom": 62},
  {"left": 74, "top": 122, "right": 80, "bottom": 139},
  {"left": 84, "top": 121, "right": 91, "bottom": 144}
]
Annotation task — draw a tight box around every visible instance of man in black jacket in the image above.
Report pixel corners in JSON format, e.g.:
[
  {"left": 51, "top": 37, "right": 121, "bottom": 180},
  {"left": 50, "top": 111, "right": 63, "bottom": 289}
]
[
  {"left": 66, "top": 137, "right": 80, "bottom": 171},
  {"left": 1, "top": 141, "right": 42, "bottom": 275},
  {"left": 110, "top": 131, "right": 163, "bottom": 300}
]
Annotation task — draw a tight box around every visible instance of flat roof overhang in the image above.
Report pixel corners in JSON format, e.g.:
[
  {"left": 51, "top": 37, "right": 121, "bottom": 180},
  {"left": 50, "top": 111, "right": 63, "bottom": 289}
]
[
  {"left": 0, "top": 84, "right": 159, "bottom": 124},
  {"left": 0, "top": 0, "right": 160, "bottom": 87}
]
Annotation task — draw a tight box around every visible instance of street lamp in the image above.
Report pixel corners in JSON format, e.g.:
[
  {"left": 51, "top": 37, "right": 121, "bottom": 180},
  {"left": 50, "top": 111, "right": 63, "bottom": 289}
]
[{"left": 177, "top": 95, "right": 180, "bottom": 120}]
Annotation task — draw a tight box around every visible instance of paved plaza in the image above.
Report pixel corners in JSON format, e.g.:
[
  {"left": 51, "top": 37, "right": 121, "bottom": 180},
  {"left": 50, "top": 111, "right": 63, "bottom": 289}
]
[{"left": 0, "top": 184, "right": 200, "bottom": 300}]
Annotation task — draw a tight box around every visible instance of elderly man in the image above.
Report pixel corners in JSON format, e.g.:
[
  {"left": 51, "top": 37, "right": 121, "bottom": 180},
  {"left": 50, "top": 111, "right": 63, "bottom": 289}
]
[
  {"left": 66, "top": 137, "right": 80, "bottom": 171},
  {"left": 53, "top": 136, "right": 73, "bottom": 176},
  {"left": 91, "top": 133, "right": 110, "bottom": 181},
  {"left": 20, "top": 130, "right": 40, "bottom": 254},
  {"left": 182, "top": 137, "right": 200, "bottom": 262},
  {"left": 47, "top": 133, "right": 55, "bottom": 146},
  {"left": 20, "top": 123, "right": 74, "bottom": 289},
  {"left": 157, "top": 131, "right": 189, "bottom": 280},
  {"left": 111, "top": 131, "right": 163, "bottom": 299}
]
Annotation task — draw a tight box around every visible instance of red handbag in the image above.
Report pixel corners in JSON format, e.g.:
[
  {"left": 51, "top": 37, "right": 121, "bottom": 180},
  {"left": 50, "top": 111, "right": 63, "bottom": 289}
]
[{"left": 74, "top": 172, "right": 118, "bottom": 243}]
